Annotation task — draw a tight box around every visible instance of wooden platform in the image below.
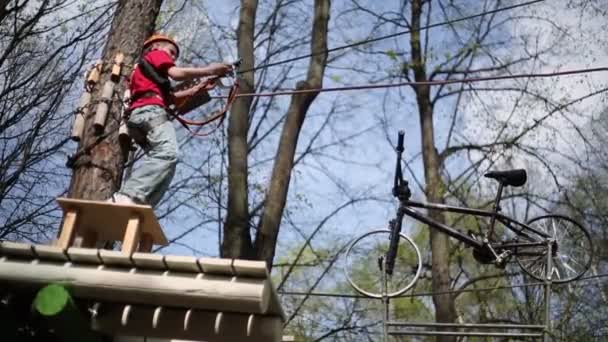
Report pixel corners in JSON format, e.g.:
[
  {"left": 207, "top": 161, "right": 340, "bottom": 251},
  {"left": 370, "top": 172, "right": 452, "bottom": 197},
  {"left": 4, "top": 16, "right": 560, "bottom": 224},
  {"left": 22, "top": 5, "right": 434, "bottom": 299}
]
[{"left": 56, "top": 198, "right": 168, "bottom": 254}]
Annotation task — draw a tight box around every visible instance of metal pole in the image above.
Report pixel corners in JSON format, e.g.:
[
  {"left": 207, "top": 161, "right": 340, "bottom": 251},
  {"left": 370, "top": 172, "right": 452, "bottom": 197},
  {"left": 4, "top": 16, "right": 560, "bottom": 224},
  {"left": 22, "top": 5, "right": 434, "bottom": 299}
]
[
  {"left": 543, "top": 239, "right": 553, "bottom": 342},
  {"left": 382, "top": 257, "right": 389, "bottom": 342}
]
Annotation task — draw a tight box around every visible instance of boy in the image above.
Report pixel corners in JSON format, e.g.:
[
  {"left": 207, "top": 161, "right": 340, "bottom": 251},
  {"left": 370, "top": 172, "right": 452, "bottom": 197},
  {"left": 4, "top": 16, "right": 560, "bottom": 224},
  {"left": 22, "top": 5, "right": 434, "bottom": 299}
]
[{"left": 109, "top": 33, "right": 232, "bottom": 206}]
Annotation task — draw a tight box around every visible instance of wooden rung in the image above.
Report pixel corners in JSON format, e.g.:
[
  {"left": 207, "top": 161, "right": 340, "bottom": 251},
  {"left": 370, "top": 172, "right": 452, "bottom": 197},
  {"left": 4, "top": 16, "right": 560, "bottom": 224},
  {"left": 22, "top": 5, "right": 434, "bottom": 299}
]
[
  {"left": 57, "top": 210, "right": 79, "bottom": 249},
  {"left": 86, "top": 60, "right": 102, "bottom": 87},
  {"left": 111, "top": 52, "right": 125, "bottom": 82},
  {"left": 122, "top": 215, "right": 141, "bottom": 255}
]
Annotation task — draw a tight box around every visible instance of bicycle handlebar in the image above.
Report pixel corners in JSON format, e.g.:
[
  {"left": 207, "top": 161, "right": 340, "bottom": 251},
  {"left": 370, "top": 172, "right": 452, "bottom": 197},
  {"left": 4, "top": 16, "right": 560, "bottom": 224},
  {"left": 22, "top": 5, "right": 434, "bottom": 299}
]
[
  {"left": 396, "top": 130, "right": 404, "bottom": 153},
  {"left": 393, "top": 131, "right": 407, "bottom": 196}
]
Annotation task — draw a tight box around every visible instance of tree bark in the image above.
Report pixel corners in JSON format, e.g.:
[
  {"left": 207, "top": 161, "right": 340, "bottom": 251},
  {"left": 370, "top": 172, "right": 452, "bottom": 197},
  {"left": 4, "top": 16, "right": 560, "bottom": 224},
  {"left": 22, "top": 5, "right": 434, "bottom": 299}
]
[
  {"left": 255, "top": 0, "right": 330, "bottom": 267},
  {"left": 222, "top": 0, "right": 258, "bottom": 259},
  {"left": 410, "top": 0, "right": 457, "bottom": 338},
  {"left": 68, "top": 0, "right": 163, "bottom": 200}
]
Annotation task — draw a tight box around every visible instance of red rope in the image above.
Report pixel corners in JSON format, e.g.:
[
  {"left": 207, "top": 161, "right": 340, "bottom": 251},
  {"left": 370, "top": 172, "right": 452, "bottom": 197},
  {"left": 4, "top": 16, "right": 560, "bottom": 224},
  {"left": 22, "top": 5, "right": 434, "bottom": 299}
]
[{"left": 173, "top": 79, "right": 240, "bottom": 137}]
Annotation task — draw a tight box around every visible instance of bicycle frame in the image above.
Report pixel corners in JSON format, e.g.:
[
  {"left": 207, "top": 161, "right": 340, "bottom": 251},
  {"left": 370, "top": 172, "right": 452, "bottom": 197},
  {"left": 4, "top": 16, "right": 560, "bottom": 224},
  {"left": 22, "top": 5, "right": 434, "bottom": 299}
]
[{"left": 395, "top": 199, "right": 552, "bottom": 251}]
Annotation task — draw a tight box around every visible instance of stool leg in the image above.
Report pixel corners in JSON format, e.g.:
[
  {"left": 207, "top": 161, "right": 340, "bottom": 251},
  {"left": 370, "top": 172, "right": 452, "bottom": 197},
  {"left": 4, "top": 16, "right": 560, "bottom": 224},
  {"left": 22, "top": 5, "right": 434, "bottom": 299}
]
[
  {"left": 122, "top": 215, "right": 141, "bottom": 255},
  {"left": 138, "top": 233, "right": 153, "bottom": 253},
  {"left": 57, "top": 210, "right": 78, "bottom": 249}
]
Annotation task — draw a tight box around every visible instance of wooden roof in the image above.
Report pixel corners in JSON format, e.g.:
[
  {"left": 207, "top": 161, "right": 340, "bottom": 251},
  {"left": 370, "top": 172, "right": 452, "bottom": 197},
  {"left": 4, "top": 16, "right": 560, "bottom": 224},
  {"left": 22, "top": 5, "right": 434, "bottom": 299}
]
[{"left": 0, "top": 241, "right": 285, "bottom": 341}]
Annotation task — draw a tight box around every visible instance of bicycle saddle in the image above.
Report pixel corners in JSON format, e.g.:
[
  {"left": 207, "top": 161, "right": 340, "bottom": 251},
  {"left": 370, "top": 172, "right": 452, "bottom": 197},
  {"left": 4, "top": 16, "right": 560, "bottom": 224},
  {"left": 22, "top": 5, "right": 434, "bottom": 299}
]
[{"left": 484, "top": 169, "right": 527, "bottom": 187}]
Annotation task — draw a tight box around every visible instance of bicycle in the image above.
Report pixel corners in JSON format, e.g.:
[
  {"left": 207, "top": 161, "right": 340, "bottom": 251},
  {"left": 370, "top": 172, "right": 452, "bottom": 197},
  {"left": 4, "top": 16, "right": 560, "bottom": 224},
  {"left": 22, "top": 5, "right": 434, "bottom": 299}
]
[{"left": 344, "top": 131, "right": 593, "bottom": 298}]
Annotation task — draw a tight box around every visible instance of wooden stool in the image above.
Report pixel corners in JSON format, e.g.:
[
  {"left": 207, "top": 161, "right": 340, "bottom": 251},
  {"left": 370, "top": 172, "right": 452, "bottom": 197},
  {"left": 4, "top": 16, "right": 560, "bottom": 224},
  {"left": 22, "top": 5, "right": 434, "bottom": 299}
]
[{"left": 56, "top": 198, "right": 168, "bottom": 254}]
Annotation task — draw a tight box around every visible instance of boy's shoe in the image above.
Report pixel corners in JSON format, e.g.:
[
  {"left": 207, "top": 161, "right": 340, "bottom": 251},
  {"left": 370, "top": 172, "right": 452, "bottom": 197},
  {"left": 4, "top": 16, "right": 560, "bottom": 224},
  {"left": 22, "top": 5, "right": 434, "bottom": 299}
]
[{"left": 106, "top": 193, "right": 137, "bottom": 205}]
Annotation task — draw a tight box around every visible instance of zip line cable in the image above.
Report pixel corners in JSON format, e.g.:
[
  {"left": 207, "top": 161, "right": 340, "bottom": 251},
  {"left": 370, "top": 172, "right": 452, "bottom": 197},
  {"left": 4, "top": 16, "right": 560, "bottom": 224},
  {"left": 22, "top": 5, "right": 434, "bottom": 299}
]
[
  {"left": 278, "top": 272, "right": 608, "bottom": 299},
  {"left": 239, "top": 0, "right": 546, "bottom": 74},
  {"left": 214, "top": 67, "right": 608, "bottom": 99},
  {"left": 68, "top": 65, "right": 608, "bottom": 164}
]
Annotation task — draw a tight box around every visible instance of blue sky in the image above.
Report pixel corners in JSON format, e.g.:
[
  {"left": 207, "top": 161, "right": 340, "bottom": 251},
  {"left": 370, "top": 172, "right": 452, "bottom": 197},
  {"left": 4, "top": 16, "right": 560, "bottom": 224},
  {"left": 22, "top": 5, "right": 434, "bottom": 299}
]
[{"left": 139, "top": 1, "right": 608, "bottom": 264}]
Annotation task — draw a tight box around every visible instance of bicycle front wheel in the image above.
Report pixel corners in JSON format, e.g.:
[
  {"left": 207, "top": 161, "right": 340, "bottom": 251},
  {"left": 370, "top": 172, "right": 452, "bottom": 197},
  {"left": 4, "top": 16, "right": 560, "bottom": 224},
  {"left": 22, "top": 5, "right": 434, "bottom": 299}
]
[
  {"left": 515, "top": 215, "right": 593, "bottom": 283},
  {"left": 344, "top": 229, "right": 422, "bottom": 298}
]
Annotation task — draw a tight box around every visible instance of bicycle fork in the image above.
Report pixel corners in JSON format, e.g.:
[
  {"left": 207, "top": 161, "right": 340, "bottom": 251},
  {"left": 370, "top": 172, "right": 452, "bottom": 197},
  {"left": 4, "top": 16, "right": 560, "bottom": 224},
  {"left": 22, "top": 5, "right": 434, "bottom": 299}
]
[{"left": 384, "top": 206, "right": 407, "bottom": 276}]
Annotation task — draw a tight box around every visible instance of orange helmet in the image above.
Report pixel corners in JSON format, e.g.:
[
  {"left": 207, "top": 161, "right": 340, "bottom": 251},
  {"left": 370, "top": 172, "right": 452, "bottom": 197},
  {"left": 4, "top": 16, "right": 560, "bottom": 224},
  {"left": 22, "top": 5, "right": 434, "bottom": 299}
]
[{"left": 143, "top": 33, "right": 180, "bottom": 57}]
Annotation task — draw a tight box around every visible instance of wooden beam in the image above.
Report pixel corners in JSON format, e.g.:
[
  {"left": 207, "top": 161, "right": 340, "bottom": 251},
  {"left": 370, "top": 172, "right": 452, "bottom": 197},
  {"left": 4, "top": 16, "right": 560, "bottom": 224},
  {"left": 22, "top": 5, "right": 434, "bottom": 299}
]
[
  {"left": 0, "top": 258, "right": 271, "bottom": 315},
  {"left": 57, "top": 210, "right": 78, "bottom": 249},
  {"left": 122, "top": 215, "right": 141, "bottom": 255}
]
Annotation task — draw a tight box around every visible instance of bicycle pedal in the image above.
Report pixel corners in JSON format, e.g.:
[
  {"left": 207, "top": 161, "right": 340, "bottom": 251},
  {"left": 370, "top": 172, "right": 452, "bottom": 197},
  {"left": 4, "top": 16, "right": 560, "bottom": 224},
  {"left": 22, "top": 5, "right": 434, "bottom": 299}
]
[{"left": 493, "top": 251, "right": 512, "bottom": 269}]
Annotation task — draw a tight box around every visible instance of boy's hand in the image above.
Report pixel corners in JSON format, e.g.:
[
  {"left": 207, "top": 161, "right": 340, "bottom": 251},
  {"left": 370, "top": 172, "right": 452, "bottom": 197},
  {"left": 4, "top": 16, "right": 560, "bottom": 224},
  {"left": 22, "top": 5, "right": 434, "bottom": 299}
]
[
  {"left": 207, "top": 62, "right": 233, "bottom": 76},
  {"left": 190, "top": 79, "right": 216, "bottom": 95}
]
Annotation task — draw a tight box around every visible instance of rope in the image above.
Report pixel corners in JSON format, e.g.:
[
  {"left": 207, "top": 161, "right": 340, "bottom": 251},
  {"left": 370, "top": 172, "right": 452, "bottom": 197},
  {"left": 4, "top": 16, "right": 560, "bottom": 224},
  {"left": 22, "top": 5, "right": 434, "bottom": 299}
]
[
  {"left": 172, "top": 79, "right": 240, "bottom": 137},
  {"left": 211, "top": 67, "right": 608, "bottom": 99},
  {"left": 278, "top": 272, "right": 608, "bottom": 299}
]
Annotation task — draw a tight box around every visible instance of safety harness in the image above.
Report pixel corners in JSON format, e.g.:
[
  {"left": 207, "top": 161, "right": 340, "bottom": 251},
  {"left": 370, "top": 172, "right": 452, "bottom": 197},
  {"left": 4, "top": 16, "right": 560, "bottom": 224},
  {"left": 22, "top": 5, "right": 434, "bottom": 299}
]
[{"left": 135, "top": 55, "right": 240, "bottom": 137}]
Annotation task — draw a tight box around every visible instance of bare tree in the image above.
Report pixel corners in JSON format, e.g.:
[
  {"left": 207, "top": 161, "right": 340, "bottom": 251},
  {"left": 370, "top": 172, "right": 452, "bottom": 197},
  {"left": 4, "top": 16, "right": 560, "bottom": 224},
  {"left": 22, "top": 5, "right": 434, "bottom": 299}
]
[
  {"left": 222, "top": 0, "right": 331, "bottom": 267},
  {"left": 334, "top": 0, "right": 608, "bottom": 337},
  {"left": 0, "top": 0, "right": 113, "bottom": 241}
]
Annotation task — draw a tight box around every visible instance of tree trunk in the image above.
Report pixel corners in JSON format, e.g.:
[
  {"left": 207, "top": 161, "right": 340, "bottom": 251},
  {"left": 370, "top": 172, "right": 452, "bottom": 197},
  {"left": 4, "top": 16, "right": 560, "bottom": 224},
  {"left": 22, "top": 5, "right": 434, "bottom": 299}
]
[
  {"left": 68, "top": 0, "right": 163, "bottom": 200},
  {"left": 410, "top": 0, "right": 457, "bottom": 338},
  {"left": 222, "top": 0, "right": 257, "bottom": 259},
  {"left": 255, "top": 0, "right": 330, "bottom": 267}
]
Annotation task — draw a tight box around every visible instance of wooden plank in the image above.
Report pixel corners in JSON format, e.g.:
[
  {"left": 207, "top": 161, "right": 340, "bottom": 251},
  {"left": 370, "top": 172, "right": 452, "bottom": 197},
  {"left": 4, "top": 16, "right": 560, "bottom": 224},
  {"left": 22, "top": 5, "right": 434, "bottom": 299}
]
[
  {"left": 57, "top": 198, "right": 167, "bottom": 245},
  {"left": 33, "top": 245, "right": 69, "bottom": 261},
  {"left": 67, "top": 247, "right": 102, "bottom": 264},
  {"left": 199, "top": 258, "right": 234, "bottom": 275},
  {"left": 57, "top": 210, "right": 78, "bottom": 249},
  {"left": 99, "top": 249, "right": 135, "bottom": 267},
  {"left": 131, "top": 253, "right": 166, "bottom": 270},
  {"left": 122, "top": 215, "right": 141, "bottom": 255},
  {"left": 164, "top": 255, "right": 201, "bottom": 273},
  {"left": 232, "top": 260, "right": 268, "bottom": 278},
  {"left": 0, "top": 258, "right": 270, "bottom": 314},
  {"left": 0, "top": 242, "right": 35, "bottom": 258}
]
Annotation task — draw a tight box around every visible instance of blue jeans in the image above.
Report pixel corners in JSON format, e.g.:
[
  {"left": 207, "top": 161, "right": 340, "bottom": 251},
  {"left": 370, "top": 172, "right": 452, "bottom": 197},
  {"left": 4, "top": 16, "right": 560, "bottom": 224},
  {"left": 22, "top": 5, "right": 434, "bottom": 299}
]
[{"left": 119, "top": 105, "right": 177, "bottom": 206}]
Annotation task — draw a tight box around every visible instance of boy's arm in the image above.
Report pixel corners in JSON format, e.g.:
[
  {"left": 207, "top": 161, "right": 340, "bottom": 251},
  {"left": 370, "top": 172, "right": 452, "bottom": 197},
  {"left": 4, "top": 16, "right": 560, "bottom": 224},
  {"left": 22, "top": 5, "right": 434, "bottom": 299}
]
[
  {"left": 172, "top": 80, "right": 216, "bottom": 99},
  {"left": 168, "top": 63, "right": 232, "bottom": 81}
]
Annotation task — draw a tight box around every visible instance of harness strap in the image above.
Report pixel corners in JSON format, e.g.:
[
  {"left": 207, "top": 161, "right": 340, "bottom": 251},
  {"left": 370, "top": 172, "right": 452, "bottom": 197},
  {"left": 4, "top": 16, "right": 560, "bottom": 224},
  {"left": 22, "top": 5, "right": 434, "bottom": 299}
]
[{"left": 138, "top": 56, "right": 173, "bottom": 101}]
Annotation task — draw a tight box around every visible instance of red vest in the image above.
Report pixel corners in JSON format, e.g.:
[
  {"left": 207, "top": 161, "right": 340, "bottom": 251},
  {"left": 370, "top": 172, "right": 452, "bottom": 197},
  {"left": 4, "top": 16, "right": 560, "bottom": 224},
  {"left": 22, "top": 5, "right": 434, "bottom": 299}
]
[{"left": 130, "top": 50, "right": 175, "bottom": 110}]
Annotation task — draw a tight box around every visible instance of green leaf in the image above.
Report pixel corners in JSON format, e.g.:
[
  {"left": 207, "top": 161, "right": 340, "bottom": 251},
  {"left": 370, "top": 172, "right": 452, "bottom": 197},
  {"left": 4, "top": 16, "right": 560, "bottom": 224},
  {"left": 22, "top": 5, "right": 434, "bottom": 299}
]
[{"left": 386, "top": 49, "right": 398, "bottom": 60}]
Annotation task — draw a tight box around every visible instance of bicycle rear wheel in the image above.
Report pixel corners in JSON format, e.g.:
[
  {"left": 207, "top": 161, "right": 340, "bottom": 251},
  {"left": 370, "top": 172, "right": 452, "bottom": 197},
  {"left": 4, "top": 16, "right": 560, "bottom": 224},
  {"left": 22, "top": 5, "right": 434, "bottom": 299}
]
[
  {"left": 515, "top": 215, "right": 592, "bottom": 283},
  {"left": 344, "top": 229, "right": 422, "bottom": 298}
]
